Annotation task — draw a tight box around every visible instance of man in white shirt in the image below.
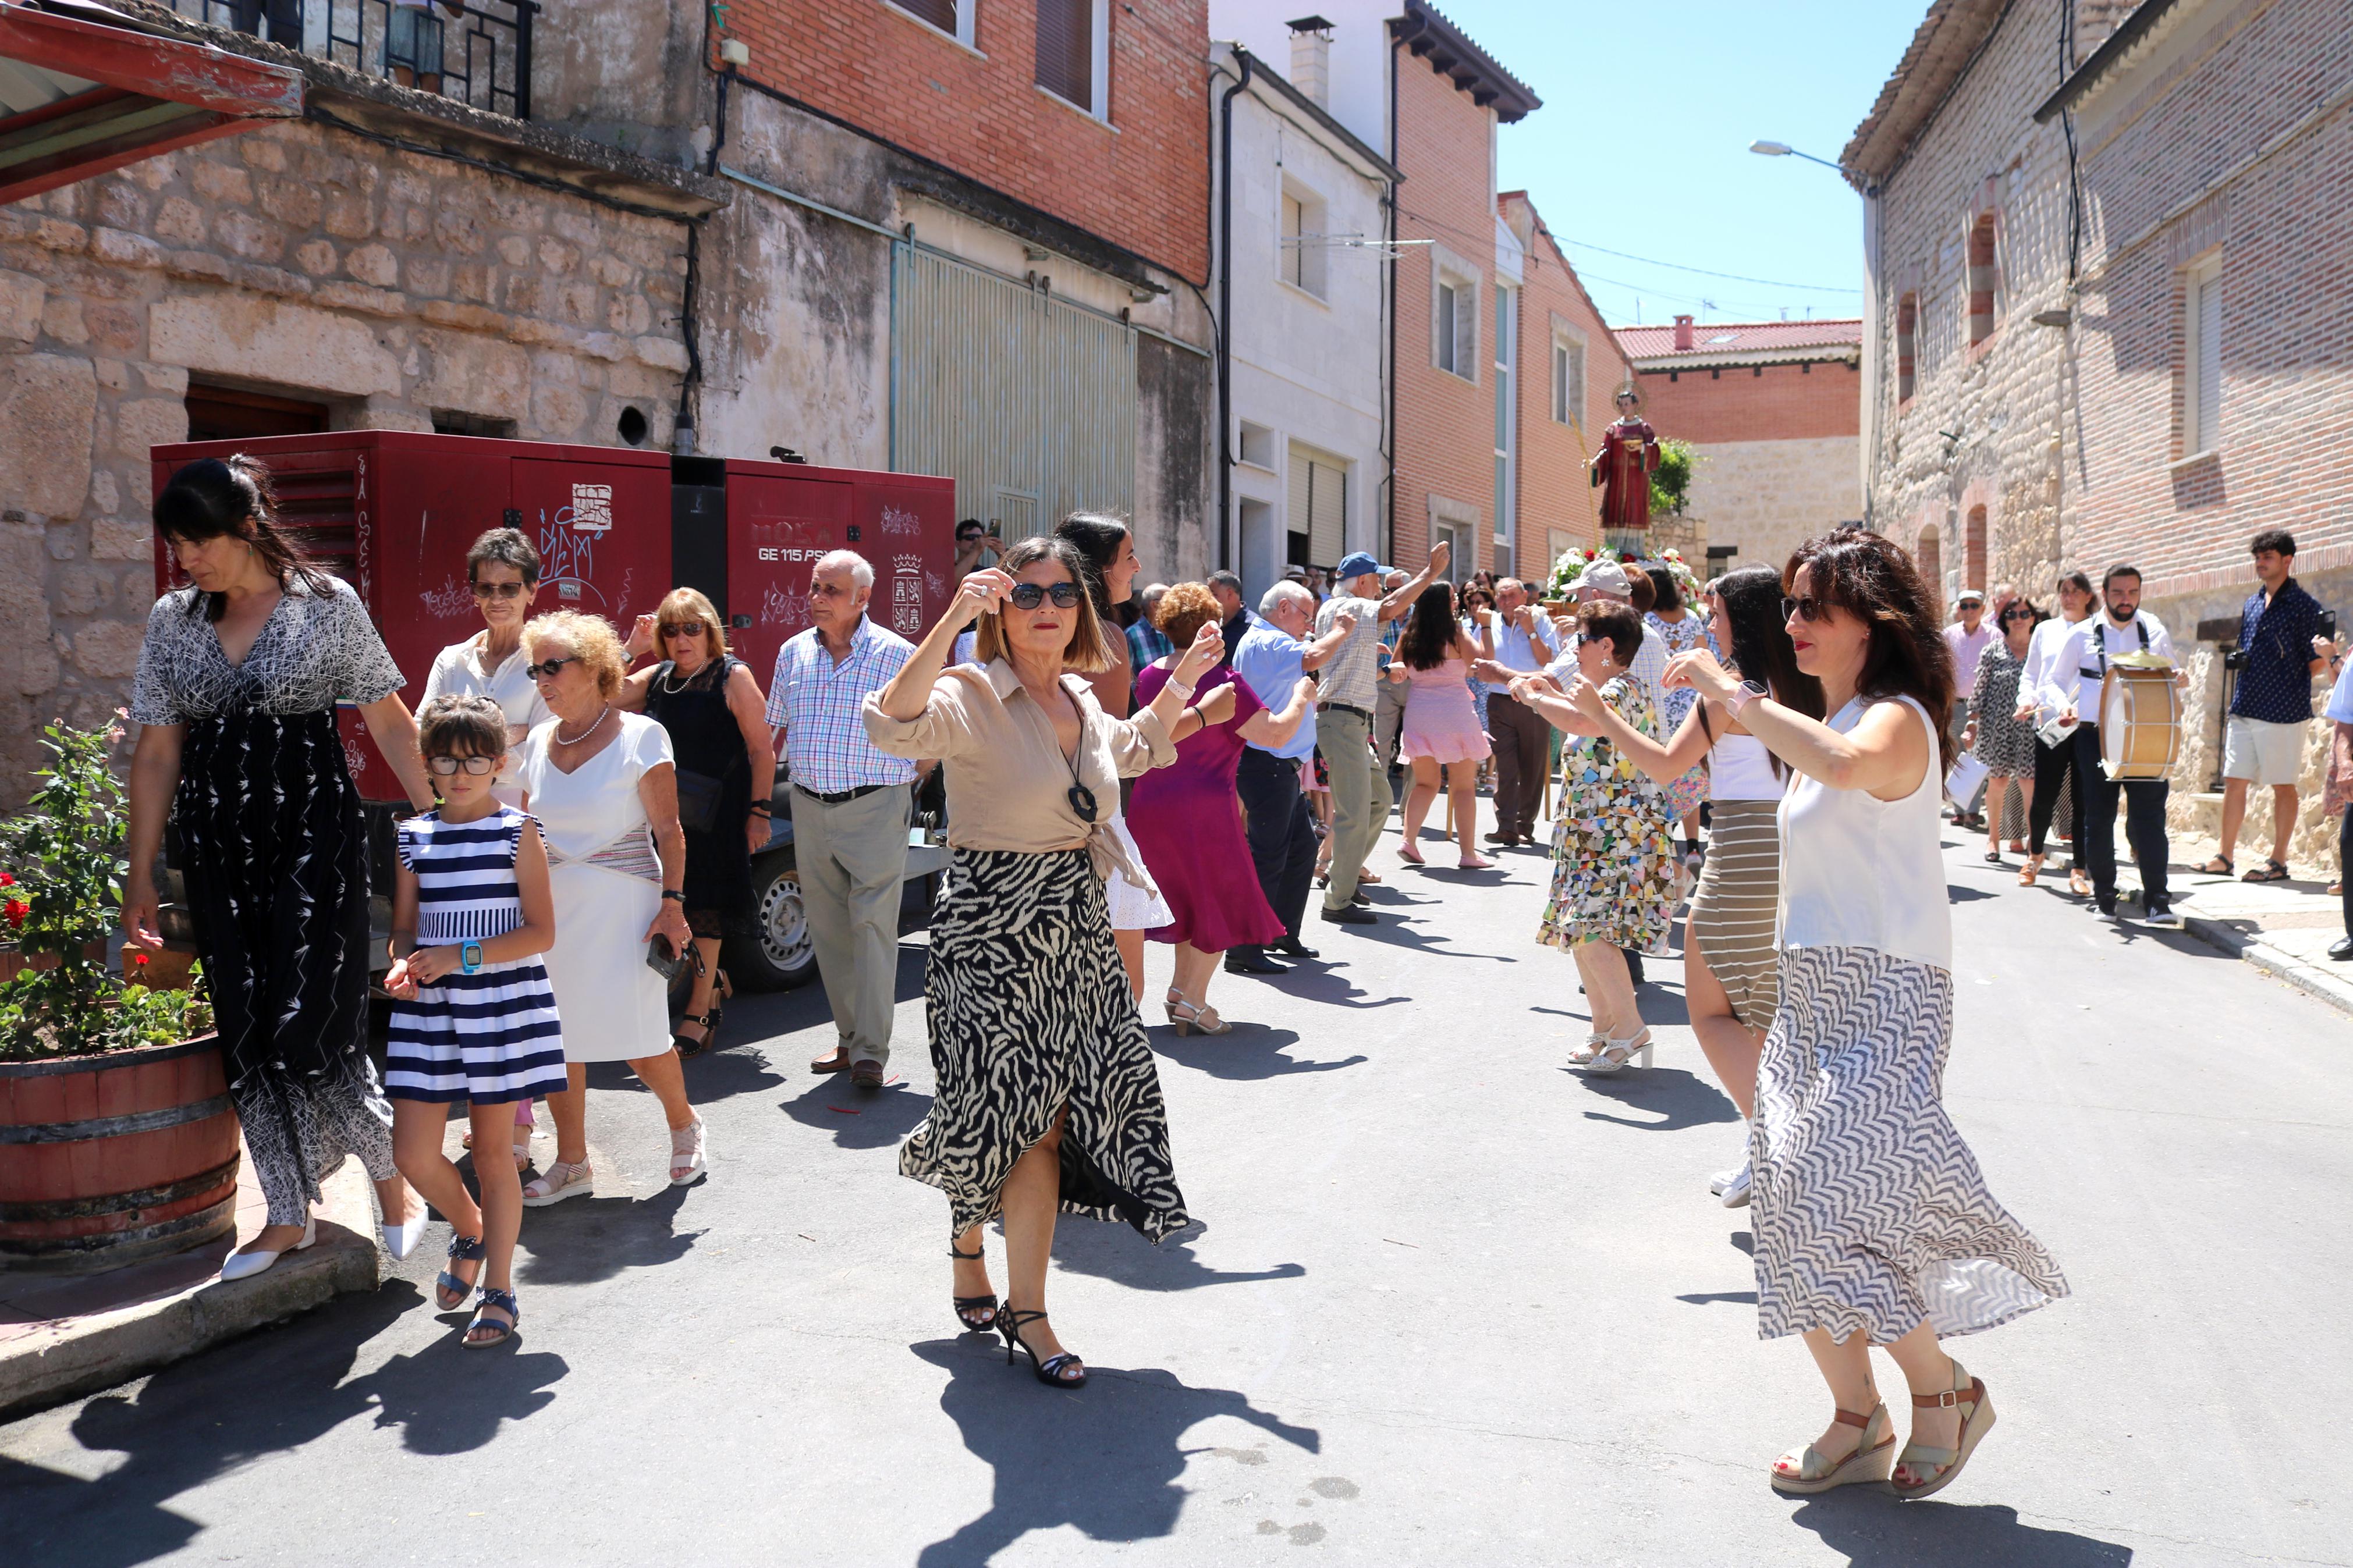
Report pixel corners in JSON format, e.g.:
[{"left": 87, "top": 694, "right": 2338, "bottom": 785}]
[
  {"left": 2013, "top": 570, "right": 2096, "bottom": 895},
  {"left": 2051, "top": 564, "right": 2188, "bottom": 926},
  {"left": 1479, "top": 577, "right": 1561, "bottom": 845},
  {"left": 1942, "top": 590, "right": 1994, "bottom": 828}
]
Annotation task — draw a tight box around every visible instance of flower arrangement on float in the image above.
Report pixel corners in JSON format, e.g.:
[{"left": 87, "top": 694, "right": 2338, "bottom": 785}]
[{"left": 1541, "top": 545, "right": 1706, "bottom": 609}]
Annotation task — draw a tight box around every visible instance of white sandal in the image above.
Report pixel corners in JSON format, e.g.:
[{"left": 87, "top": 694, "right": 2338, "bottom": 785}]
[
  {"left": 1581, "top": 1027, "right": 1653, "bottom": 1074},
  {"left": 521, "top": 1159, "right": 594, "bottom": 1208},
  {"left": 669, "top": 1117, "right": 708, "bottom": 1186}
]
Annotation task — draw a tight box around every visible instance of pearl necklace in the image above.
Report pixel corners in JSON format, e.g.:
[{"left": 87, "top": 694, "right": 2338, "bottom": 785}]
[{"left": 553, "top": 705, "right": 610, "bottom": 746}]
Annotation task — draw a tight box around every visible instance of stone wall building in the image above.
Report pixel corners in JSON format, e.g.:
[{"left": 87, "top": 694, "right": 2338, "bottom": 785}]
[
  {"left": 1, "top": 1, "right": 724, "bottom": 805},
  {"left": 1615, "top": 316, "right": 1864, "bottom": 581},
  {"left": 1847, "top": 0, "right": 2353, "bottom": 866}
]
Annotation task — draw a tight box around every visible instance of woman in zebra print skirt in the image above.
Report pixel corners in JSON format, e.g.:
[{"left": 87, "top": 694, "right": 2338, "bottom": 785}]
[
  {"left": 1667, "top": 529, "right": 2068, "bottom": 1501},
  {"left": 1561, "top": 566, "right": 1825, "bottom": 1207},
  {"left": 864, "top": 537, "right": 1225, "bottom": 1389}
]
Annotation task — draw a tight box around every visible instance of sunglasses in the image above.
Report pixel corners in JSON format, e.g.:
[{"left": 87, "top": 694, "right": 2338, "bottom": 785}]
[
  {"left": 2000, "top": 610, "right": 2035, "bottom": 624},
  {"left": 1006, "top": 582, "right": 1083, "bottom": 610},
  {"left": 661, "top": 620, "right": 707, "bottom": 639},
  {"left": 427, "top": 755, "right": 499, "bottom": 776},
  {"left": 1577, "top": 631, "right": 1611, "bottom": 648},
  {"left": 524, "top": 656, "right": 579, "bottom": 680},
  {"left": 470, "top": 581, "right": 528, "bottom": 600},
  {"left": 1781, "top": 595, "right": 1827, "bottom": 624}
]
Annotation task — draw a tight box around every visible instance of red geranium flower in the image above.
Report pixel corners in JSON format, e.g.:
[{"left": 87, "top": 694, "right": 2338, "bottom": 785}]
[
  {"left": 0, "top": 872, "right": 15, "bottom": 886},
  {"left": 3, "top": 900, "right": 26, "bottom": 930}
]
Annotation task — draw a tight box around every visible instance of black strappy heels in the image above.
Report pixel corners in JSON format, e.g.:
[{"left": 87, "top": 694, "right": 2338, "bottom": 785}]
[
  {"left": 998, "top": 1308, "right": 1086, "bottom": 1388},
  {"left": 949, "top": 1244, "right": 998, "bottom": 1333}
]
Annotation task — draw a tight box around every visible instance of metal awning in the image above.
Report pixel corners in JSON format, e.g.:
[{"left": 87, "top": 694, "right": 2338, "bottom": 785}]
[{"left": 0, "top": 0, "right": 302, "bottom": 205}]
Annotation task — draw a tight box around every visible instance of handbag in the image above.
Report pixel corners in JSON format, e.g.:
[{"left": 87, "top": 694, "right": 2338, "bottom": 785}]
[
  {"left": 645, "top": 932, "right": 701, "bottom": 983},
  {"left": 672, "top": 767, "right": 726, "bottom": 834}
]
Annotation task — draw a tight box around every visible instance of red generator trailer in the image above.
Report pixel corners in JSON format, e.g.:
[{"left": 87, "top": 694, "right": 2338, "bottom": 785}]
[{"left": 148, "top": 432, "right": 958, "bottom": 990}]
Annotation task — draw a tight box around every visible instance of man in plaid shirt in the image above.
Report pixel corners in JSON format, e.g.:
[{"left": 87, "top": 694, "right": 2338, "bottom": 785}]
[{"left": 766, "top": 550, "right": 917, "bottom": 1089}]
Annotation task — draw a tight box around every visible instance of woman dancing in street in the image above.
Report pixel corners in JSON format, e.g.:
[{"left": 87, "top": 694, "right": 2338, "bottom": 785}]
[
  {"left": 1495, "top": 604, "right": 1680, "bottom": 1070},
  {"left": 1666, "top": 527, "right": 2068, "bottom": 1499},
  {"left": 1556, "top": 566, "right": 1823, "bottom": 1204},
  {"left": 865, "top": 538, "right": 1222, "bottom": 1387},
  {"left": 1961, "top": 598, "right": 2042, "bottom": 863},
  {"left": 1391, "top": 581, "right": 1495, "bottom": 867}
]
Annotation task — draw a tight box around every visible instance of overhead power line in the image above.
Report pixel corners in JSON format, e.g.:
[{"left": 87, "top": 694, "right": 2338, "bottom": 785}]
[{"left": 1553, "top": 236, "right": 1863, "bottom": 294}]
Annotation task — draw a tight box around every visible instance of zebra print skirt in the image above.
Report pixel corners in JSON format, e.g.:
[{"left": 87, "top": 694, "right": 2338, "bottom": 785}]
[
  {"left": 902, "top": 847, "right": 1189, "bottom": 1242},
  {"left": 1751, "top": 945, "right": 2068, "bottom": 1344},
  {"left": 1686, "top": 800, "right": 1780, "bottom": 1032}
]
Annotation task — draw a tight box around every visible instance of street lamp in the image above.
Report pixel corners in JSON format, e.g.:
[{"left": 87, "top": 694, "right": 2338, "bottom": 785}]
[{"left": 1748, "top": 140, "right": 1847, "bottom": 175}]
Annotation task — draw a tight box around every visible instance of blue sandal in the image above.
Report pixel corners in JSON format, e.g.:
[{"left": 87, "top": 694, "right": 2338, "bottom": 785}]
[
  {"left": 435, "top": 1233, "right": 485, "bottom": 1311},
  {"left": 465, "top": 1286, "right": 519, "bottom": 1348}
]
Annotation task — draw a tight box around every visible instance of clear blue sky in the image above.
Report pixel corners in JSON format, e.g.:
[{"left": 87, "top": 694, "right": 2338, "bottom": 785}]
[{"left": 1436, "top": 1, "right": 1923, "bottom": 329}]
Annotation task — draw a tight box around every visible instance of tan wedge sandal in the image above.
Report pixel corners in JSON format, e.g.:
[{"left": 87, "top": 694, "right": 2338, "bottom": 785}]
[
  {"left": 1770, "top": 1401, "right": 1896, "bottom": 1495},
  {"left": 1890, "top": 1361, "right": 1995, "bottom": 1500}
]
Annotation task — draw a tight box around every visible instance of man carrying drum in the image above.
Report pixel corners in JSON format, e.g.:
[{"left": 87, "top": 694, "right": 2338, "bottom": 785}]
[{"left": 2049, "top": 564, "right": 2190, "bottom": 927}]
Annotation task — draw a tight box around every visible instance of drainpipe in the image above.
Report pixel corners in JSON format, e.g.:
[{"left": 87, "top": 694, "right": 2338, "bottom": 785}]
[
  {"left": 1216, "top": 49, "right": 1255, "bottom": 573},
  {"left": 1385, "top": 26, "right": 1401, "bottom": 562}
]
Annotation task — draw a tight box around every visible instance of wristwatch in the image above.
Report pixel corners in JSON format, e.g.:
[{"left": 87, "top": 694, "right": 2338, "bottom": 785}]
[
  {"left": 1724, "top": 680, "right": 1768, "bottom": 719},
  {"left": 460, "top": 941, "right": 483, "bottom": 975}
]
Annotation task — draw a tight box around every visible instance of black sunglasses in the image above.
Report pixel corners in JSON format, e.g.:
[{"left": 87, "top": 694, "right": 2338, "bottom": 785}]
[
  {"left": 2000, "top": 609, "right": 2035, "bottom": 623},
  {"left": 1782, "top": 595, "right": 1827, "bottom": 624},
  {"left": 524, "top": 656, "right": 579, "bottom": 680},
  {"left": 470, "top": 581, "right": 527, "bottom": 600},
  {"left": 1006, "top": 582, "right": 1083, "bottom": 610},
  {"left": 661, "top": 620, "right": 708, "bottom": 638}
]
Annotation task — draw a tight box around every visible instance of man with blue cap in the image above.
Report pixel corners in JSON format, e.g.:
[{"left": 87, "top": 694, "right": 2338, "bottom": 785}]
[{"left": 1314, "top": 540, "right": 1451, "bottom": 926}]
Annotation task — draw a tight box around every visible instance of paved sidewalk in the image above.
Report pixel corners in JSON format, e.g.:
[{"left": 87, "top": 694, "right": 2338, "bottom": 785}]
[
  {"left": 0, "top": 1139, "right": 382, "bottom": 1421},
  {"left": 2170, "top": 861, "right": 2353, "bottom": 1016}
]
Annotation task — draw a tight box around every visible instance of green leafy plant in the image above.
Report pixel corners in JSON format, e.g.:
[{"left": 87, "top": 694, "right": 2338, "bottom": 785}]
[
  {"left": 1650, "top": 439, "right": 1698, "bottom": 518},
  {"left": 0, "top": 718, "right": 211, "bottom": 1061}
]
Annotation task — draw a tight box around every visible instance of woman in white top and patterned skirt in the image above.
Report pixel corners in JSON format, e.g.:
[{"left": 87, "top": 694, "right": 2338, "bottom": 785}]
[
  {"left": 512, "top": 611, "right": 708, "bottom": 1203},
  {"left": 1666, "top": 528, "right": 2068, "bottom": 1501}
]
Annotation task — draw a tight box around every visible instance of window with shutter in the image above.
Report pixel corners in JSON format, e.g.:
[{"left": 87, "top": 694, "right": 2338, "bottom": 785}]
[
  {"left": 1454, "top": 279, "right": 1478, "bottom": 382},
  {"left": 1282, "top": 193, "right": 1304, "bottom": 289},
  {"left": 1286, "top": 443, "right": 1348, "bottom": 569},
  {"left": 1436, "top": 281, "right": 1458, "bottom": 373},
  {"left": 1552, "top": 335, "right": 1584, "bottom": 426},
  {"left": 1036, "top": 0, "right": 1100, "bottom": 115},
  {"left": 2191, "top": 265, "right": 2222, "bottom": 454},
  {"left": 893, "top": 0, "right": 959, "bottom": 35}
]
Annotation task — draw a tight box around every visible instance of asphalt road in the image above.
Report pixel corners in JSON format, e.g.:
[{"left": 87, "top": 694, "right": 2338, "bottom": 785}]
[{"left": 3, "top": 820, "right": 2348, "bottom": 1567}]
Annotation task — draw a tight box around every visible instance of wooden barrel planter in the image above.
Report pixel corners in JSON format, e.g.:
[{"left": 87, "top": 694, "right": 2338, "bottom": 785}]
[{"left": 0, "top": 1036, "right": 239, "bottom": 1274}]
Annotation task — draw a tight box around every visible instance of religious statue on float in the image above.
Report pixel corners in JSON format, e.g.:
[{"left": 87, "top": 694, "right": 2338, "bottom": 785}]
[{"left": 1589, "top": 386, "right": 1662, "bottom": 534}]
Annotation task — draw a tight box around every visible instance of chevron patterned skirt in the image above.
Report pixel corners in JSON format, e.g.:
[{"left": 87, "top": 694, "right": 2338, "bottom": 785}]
[
  {"left": 1751, "top": 945, "right": 2068, "bottom": 1344},
  {"left": 901, "top": 848, "right": 1190, "bottom": 1243}
]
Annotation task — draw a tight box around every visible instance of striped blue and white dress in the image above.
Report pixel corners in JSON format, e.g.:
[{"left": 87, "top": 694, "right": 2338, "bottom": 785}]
[{"left": 384, "top": 805, "right": 569, "bottom": 1104}]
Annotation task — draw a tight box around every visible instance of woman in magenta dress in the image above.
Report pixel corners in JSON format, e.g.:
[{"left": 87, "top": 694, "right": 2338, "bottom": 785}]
[
  {"left": 1390, "top": 581, "right": 1496, "bottom": 869},
  {"left": 1129, "top": 582, "right": 1315, "bottom": 1037}
]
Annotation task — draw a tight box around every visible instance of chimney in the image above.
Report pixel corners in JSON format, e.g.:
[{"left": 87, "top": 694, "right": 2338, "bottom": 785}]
[
  {"left": 1673, "top": 314, "right": 1695, "bottom": 351},
  {"left": 1287, "top": 16, "right": 1334, "bottom": 109}
]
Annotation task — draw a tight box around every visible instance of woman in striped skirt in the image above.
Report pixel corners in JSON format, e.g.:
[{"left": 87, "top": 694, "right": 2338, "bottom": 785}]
[
  {"left": 384, "top": 696, "right": 568, "bottom": 1348},
  {"left": 1565, "top": 567, "right": 1823, "bottom": 1204}
]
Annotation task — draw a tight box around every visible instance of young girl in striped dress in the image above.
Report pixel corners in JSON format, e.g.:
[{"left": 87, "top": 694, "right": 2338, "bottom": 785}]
[{"left": 385, "top": 695, "right": 567, "bottom": 1348}]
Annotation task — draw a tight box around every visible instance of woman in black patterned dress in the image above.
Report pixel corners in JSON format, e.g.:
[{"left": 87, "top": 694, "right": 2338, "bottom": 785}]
[
  {"left": 863, "top": 538, "right": 1224, "bottom": 1388},
  {"left": 123, "top": 457, "right": 439, "bottom": 1281}
]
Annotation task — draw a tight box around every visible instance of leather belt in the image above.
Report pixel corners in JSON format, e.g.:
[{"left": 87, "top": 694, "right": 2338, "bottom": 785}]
[
  {"left": 1318, "top": 702, "right": 1372, "bottom": 721},
  {"left": 794, "top": 783, "right": 889, "bottom": 805}
]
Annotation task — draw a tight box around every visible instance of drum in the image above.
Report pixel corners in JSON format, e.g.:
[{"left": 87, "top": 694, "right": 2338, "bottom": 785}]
[{"left": 2099, "top": 663, "right": 2181, "bottom": 780}]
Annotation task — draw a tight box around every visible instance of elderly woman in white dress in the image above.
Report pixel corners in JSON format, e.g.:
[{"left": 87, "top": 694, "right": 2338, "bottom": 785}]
[
  {"left": 512, "top": 610, "right": 708, "bottom": 1201},
  {"left": 421, "top": 525, "right": 555, "bottom": 1172}
]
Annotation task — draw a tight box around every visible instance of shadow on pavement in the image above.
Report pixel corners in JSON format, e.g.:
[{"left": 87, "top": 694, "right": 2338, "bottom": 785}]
[
  {"left": 513, "top": 1182, "right": 703, "bottom": 1288},
  {"left": 1050, "top": 1218, "right": 1305, "bottom": 1292},
  {"left": 1787, "top": 1494, "right": 2132, "bottom": 1564},
  {"left": 909, "top": 1339, "right": 1318, "bottom": 1566},
  {"left": 0, "top": 1283, "right": 567, "bottom": 1567},
  {"left": 670, "top": 1040, "right": 790, "bottom": 1104},
  {"left": 1149, "top": 1025, "right": 1367, "bottom": 1080},
  {"left": 1250, "top": 966, "right": 1411, "bottom": 1011},
  {"left": 1676, "top": 1289, "right": 1757, "bottom": 1306},
  {"left": 780, "top": 1076, "right": 934, "bottom": 1149},
  {"left": 1570, "top": 1066, "right": 1741, "bottom": 1132}
]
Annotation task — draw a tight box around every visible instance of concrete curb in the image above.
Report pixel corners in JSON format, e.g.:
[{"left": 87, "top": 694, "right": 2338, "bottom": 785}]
[
  {"left": 0, "top": 1161, "right": 384, "bottom": 1423},
  {"left": 2183, "top": 914, "right": 2353, "bottom": 1017}
]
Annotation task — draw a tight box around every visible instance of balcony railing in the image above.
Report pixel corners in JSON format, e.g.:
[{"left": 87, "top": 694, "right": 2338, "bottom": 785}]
[{"left": 173, "top": 1, "right": 536, "bottom": 120}]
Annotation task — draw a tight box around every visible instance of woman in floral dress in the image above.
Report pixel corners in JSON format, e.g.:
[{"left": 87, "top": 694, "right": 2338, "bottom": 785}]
[
  {"left": 1498, "top": 603, "right": 1681, "bottom": 1072},
  {"left": 1647, "top": 566, "right": 1713, "bottom": 861}
]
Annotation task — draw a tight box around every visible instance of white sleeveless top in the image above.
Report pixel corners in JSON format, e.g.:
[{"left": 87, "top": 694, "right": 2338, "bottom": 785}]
[
  {"left": 1709, "top": 730, "right": 1784, "bottom": 802},
  {"left": 1777, "top": 695, "right": 1951, "bottom": 972}
]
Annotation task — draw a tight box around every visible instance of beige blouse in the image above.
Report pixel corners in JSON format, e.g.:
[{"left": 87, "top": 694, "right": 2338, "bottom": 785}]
[{"left": 863, "top": 659, "right": 1174, "bottom": 880}]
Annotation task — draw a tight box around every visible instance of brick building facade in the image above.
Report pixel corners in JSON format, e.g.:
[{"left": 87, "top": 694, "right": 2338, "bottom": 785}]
[
  {"left": 1616, "top": 317, "right": 1864, "bottom": 579},
  {"left": 1848, "top": 0, "right": 2353, "bottom": 863},
  {"left": 1500, "top": 191, "right": 1628, "bottom": 585}
]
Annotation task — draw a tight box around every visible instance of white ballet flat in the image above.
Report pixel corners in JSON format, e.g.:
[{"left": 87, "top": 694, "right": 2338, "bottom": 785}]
[
  {"left": 219, "top": 1217, "right": 317, "bottom": 1282},
  {"left": 382, "top": 1204, "right": 428, "bottom": 1262}
]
